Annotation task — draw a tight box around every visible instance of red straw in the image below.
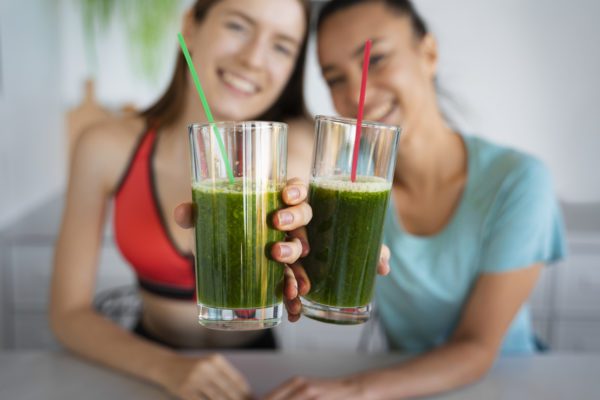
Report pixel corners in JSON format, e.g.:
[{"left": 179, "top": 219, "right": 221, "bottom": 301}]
[{"left": 351, "top": 39, "right": 372, "bottom": 182}]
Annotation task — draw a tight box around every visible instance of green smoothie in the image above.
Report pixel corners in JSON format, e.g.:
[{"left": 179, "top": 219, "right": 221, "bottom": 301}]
[
  {"left": 304, "top": 176, "right": 391, "bottom": 308},
  {"left": 192, "top": 179, "right": 285, "bottom": 309}
]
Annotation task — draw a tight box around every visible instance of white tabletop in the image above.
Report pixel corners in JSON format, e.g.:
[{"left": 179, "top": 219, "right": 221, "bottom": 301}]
[{"left": 1, "top": 351, "right": 599, "bottom": 399}]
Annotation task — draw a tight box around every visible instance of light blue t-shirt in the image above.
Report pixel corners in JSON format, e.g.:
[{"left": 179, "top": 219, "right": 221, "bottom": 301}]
[{"left": 376, "top": 134, "right": 566, "bottom": 354}]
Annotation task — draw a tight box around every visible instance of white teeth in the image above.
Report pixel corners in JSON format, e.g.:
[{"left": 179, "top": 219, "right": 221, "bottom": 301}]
[
  {"left": 221, "top": 71, "right": 258, "bottom": 94},
  {"left": 367, "top": 103, "right": 394, "bottom": 121}
]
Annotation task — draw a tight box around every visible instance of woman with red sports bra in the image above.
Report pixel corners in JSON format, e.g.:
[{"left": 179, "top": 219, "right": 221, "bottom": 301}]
[{"left": 50, "top": 1, "right": 314, "bottom": 399}]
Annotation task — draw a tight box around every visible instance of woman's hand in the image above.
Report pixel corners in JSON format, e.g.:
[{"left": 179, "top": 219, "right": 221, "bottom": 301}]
[
  {"left": 161, "top": 354, "right": 251, "bottom": 400},
  {"left": 269, "top": 178, "right": 312, "bottom": 264},
  {"left": 174, "top": 179, "right": 311, "bottom": 264},
  {"left": 269, "top": 178, "right": 313, "bottom": 322},
  {"left": 175, "top": 178, "right": 391, "bottom": 323},
  {"left": 264, "top": 376, "right": 370, "bottom": 400},
  {"left": 283, "top": 242, "right": 391, "bottom": 323},
  {"left": 174, "top": 178, "right": 314, "bottom": 321}
]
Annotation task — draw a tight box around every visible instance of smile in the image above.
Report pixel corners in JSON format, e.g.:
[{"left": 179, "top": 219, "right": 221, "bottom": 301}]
[
  {"left": 218, "top": 70, "right": 260, "bottom": 95},
  {"left": 365, "top": 101, "right": 397, "bottom": 122}
]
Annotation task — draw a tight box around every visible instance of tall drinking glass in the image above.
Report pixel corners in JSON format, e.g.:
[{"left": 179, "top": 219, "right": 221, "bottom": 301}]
[
  {"left": 189, "top": 121, "right": 287, "bottom": 330},
  {"left": 301, "top": 115, "right": 400, "bottom": 324}
]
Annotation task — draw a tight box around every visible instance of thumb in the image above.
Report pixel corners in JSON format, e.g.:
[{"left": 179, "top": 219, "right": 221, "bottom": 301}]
[
  {"left": 174, "top": 203, "right": 195, "bottom": 229},
  {"left": 377, "top": 245, "right": 391, "bottom": 276}
]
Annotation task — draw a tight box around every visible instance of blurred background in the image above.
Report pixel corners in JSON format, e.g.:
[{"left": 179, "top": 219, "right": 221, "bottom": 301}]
[{"left": 0, "top": 0, "right": 599, "bottom": 351}]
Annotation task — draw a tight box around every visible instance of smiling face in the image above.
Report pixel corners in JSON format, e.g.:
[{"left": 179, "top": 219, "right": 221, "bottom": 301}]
[
  {"left": 183, "top": 0, "right": 306, "bottom": 121},
  {"left": 317, "top": 2, "right": 438, "bottom": 130}
]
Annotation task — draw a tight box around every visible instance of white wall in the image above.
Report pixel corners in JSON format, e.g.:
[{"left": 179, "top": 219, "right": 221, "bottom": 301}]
[
  {"left": 413, "top": 0, "right": 600, "bottom": 202},
  {"left": 0, "top": 0, "right": 65, "bottom": 229}
]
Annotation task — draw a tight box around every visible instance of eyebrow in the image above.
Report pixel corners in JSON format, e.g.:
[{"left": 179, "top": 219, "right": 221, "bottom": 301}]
[
  {"left": 224, "top": 9, "right": 301, "bottom": 47},
  {"left": 321, "top": 37, "right": 383, "bottom": 74},
  {"left": 224, "top": 10, "right": 256, "bottom": 27},
  {"left": 276, "top": 34, "right": 301, "bottom": 47},
  {"left": 352, "top": 37, "right": 382, "bottom": 58}
]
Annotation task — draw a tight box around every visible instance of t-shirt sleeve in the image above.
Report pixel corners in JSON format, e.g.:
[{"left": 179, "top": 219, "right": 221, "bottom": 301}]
[{"left": 480, "top": 157, "right": 567, "bottom": 273}]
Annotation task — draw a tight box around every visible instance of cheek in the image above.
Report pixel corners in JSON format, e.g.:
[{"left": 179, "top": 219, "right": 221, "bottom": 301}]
[
  {"left": 193, "top": 29, "right": 244, "bottom": 66},
  {"left": 331, "top": 89, "right": 353, "bottom": 117},
  {"left": 214, "top": 34, "right": 246, "bottom": 55},
  {"left": 267, "top": 58, "right": 295, "bottom": 94},
  {"left": 380, "top": 64, "right": 417, "bottom": 104}
]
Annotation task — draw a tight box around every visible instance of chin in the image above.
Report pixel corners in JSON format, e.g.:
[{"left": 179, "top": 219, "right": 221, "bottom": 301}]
[
  {"left": 386, "top": 108, "right": 404, "bottom": 127},
  {"left": 216, "top": 104, "right": 266, "bottom": 122},
  {"left": 212, "top": 109, "right": 249, "bottom": 122}
]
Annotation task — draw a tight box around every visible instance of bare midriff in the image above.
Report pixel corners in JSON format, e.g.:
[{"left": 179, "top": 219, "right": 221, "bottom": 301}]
[{"left": 139, "top": 289, "right": 265, "bottom": 348}]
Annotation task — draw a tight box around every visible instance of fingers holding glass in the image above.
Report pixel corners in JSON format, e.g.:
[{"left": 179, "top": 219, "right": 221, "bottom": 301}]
[{"left": 273, "top": 202, "right": 313, "bottom": 231}]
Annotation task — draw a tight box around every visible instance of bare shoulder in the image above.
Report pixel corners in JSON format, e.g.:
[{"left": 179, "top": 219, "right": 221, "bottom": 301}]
[
  {"left": 71, "top": 115, "right": 147, "bottom": 195},
  {"left": 76, "top": 114, "right": 145, "bottom": 153}
]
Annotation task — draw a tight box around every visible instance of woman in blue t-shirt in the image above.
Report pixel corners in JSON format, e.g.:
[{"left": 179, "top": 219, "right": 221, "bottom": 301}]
[{"left": 268, "top": 0, "right": 566, "bottom": 399}]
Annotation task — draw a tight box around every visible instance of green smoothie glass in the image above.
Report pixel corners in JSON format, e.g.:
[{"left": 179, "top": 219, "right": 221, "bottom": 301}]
[
  {"left": 188, "top": 121, "right": 287, "bottom": 330},
  {"left": 301, "top": 115, "right": 400, "bottom": 324}
]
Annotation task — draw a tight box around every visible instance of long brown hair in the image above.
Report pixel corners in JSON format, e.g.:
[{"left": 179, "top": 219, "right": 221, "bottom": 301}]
[{"left": 141, "top": 0, "right": 311, "bottom": 126}]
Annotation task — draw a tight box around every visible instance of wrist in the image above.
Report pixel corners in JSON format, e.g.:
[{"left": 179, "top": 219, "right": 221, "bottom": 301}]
[
  {"left": 342, "top": 373, "right": 371, "bottom": 400},
  {"left": 150, "top": 352, "right": 189, "bottom": 390},
  {"left": 351, "top": 371, "right": 387, "bottom": 400}
]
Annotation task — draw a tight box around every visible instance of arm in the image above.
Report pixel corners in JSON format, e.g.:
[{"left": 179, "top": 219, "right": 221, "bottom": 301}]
[
  {"left": 356, "top": 160, "right": 562, "bottom": 398},
  {"left": 50, "top": 126, "right": 249, "bottom": 400},
  {"left": 266, "top": 263, "right": 541, "bottom": 400},
  {"left": 50, "top": 126, "right": 165, "bottom": 383},
  {"left": 359, "top": 263, "right": 542, "bottom": 399}
]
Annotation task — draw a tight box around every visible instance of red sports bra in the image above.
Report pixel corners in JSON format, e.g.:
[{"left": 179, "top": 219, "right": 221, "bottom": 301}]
[{"left": 113, "top": 126, "right": 195, "bottom": 299}]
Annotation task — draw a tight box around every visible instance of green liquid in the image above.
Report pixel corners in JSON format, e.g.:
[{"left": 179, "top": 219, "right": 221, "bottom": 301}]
[
  {"left": 193, "top": 180, "right": 285, "bottom": 309},
  {"left": 304, "top": 177, "right": 391, "bottom": 308}
]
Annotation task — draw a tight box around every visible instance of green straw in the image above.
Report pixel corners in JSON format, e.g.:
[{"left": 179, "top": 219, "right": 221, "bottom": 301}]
[{"left": 177, "top": 33, "right": 235, "bottom": 184}]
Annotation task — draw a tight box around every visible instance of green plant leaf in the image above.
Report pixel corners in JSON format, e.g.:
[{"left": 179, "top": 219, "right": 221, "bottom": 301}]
[{"left": 78, "top": 0, "right": 182, "bottom": 82}]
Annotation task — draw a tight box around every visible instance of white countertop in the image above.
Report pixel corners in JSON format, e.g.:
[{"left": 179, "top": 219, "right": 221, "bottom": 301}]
[{"left": 0, "top": 351, "right": 599, "bottom": 399}]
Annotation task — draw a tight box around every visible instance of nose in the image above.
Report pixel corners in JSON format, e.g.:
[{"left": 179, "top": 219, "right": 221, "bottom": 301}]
[
  {"left": 344, "top": 73, "right": 372, "bottom": 115},
  {"left": 239, "top": 35, "right": 267, "bottom": 70}
]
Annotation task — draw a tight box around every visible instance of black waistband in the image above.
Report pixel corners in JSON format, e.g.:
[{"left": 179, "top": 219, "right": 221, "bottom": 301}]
[{"left": 133, "top": 320, "right": 278, "bottom": 350}]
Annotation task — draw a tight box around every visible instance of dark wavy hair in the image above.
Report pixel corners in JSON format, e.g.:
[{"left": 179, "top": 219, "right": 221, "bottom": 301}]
[
  {"left": 317, "top": 0, "right": 467, "bottom": 129},
  {"left": 317, "top": 0, "right": 428, "bottom": 39},
  {"left": 141, "top": 0, "right": 310, "bottom": 126}
]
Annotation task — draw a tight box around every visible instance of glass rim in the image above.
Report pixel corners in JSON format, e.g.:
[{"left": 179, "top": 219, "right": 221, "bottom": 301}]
[
  {"left": 315, "top": 115, "right": 401, "bottom": 132},
  {"left": 189, "top": 121, "right": 288, "bottom": 131}
]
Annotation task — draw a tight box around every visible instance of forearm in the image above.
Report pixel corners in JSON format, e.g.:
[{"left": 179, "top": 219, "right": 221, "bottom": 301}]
[
  {"left": 50, "top": 308, "right": 179, "bottom": 388},
  {"left": 360, "top": 340, "right": 495, "bottom": 399}
]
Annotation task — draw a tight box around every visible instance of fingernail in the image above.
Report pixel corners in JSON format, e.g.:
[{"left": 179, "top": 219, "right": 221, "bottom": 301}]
[
  {"left": 300, "top": 239, "right": 310, "bottom": 255},
  {"left": 278, "top": 211, "right": 294, "bottom": 226},
  {"left": 287, "top": 187, "right": 300, "bottom": 200},
  {"left": 280, "top": 244, "right": 293, "bottom": 257}
]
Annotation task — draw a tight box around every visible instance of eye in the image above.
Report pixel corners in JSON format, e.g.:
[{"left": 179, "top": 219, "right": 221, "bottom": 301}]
[
  {"left": 225, "top": 21, "right": 247, "bottom": 32},
  {"left": 274, "top": 43, "right": 293, "bottom": 57},
  {"left": 368, "top": 54, "right": 386, "bottom": 69},
  {"left": 325, "top": 76, "right": 345, "bottom": 88}
]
